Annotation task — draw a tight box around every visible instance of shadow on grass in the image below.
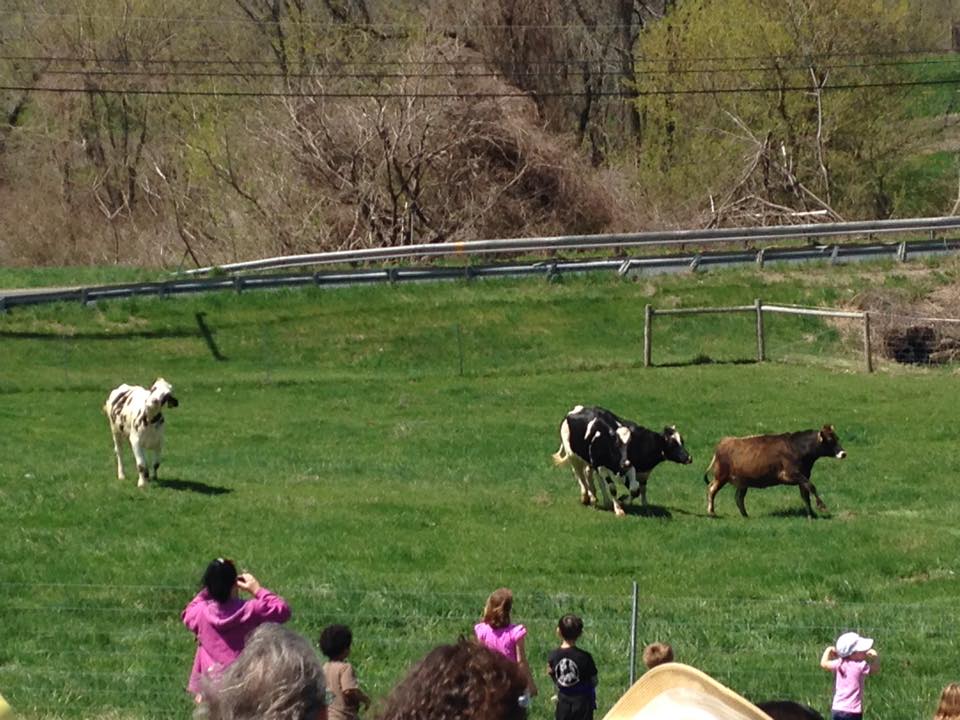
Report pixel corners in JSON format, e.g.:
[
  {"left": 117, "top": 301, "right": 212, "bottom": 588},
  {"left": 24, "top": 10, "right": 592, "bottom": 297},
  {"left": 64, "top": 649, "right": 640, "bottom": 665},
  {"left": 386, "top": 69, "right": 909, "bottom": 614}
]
[
  {"left": 655, "top": 355, "right": 758, "bottom": 368},
  {"left": 621, "top": 503, "right": 672, "bottom": 519},
  {"left": 667, "top": 506, "right": 714, "bottom": 519},
  {"left": 154, "top": 478, "right": 232, "bottom": 495},
  {"left": 767, "top": 506, "right": 831, "bottom": 520}
]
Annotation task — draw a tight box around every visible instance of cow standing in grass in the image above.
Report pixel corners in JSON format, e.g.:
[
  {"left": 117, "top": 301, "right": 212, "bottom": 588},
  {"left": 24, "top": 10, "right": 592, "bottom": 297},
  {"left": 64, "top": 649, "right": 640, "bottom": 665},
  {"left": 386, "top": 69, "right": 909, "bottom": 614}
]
[
  {"left": 104, "top": 378, "right": 179, "bottom": 488},
  {"left": 553, "top": 405, "right": 692, "bottom": 516},
  {"left": 703, "top": 425, "right": 846, "bottom": 518}
]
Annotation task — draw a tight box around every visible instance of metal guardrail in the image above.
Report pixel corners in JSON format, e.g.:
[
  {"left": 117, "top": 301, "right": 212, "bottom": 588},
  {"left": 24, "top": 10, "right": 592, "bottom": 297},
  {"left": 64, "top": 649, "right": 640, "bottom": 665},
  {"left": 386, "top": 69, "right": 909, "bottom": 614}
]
[
  {"left": 183, "top": 215, "right": 960, "bottom": 275},
  {"left": 1, "top": 232, "right": 959, "bottom": 312}
]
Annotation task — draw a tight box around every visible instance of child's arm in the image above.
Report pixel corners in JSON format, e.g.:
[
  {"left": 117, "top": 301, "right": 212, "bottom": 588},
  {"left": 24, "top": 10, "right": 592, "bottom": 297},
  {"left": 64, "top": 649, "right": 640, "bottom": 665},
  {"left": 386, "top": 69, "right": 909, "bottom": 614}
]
[
  {"left": 344, "top": 688, "right": 370, "bottom": 709},
  {"left": 865, "top": 648, "right": 879, "bottom": 674},
  {"left": 819, "top": 645, "right": 838, "bottom": 671},
  {"left": 516, "top": 637, "right": 538, "bottom": 697}
]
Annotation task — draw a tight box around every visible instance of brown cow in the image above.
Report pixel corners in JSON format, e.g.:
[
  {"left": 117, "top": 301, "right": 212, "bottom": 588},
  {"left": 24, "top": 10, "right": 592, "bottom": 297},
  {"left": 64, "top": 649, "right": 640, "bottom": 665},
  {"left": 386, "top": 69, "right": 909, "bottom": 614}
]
[{"left": 703, "top": 425, "right": 846, "bottom": 518}]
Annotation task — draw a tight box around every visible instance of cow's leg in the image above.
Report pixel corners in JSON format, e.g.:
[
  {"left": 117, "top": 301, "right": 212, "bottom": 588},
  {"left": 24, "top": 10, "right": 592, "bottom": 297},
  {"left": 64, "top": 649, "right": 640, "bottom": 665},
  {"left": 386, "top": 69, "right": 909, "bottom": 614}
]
[
  {"left": 798, "top": 485, "right": 816, "bottom": 517},
  {"left": 808, "top": 481, "right": 828, "bottom": 513},
  {"left": 734, "top": 486, "right": 749, "bottom": 517},
  {"left": 129, "top": 438, "right": 150, "bottom": 488},
  {"left": 706, "top": 469, "right": 728, "bottom": 516},
  {"left": 629, "top": 471, "right": 651, "bottom": 508},
  {"left": 597, "top": 471, "right": 625, "bottom": 516},
  {"left": 111, "top": 428, "right": 127, "bottom": 480},
  {"left": 152, "top": 445, "right": 163, "bottom": 482},
  {"left": 584, "top": 467, "right": 600, "bottom": 506}
]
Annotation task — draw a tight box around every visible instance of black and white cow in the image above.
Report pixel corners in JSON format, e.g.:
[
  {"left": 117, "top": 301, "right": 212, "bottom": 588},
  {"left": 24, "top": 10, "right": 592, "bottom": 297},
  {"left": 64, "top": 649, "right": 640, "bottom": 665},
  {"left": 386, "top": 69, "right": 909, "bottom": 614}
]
[
  {"left": 104, "top": 378, "right": 179, "bottom": 488},
  {"left": 552, "top": 405, "right": 692, "bottom": 516}
]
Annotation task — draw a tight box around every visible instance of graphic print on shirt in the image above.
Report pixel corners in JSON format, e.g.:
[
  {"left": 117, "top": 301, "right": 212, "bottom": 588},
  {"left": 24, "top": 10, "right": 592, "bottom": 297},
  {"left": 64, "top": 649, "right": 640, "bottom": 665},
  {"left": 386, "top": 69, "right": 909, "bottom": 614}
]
[{"left": 555, "top": 657, "right": 581, "bottom": 688}]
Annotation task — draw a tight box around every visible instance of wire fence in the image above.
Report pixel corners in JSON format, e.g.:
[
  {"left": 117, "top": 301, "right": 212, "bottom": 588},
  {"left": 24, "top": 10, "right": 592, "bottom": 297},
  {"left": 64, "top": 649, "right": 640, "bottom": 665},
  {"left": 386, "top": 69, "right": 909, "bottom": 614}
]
[{"left": 2, "top": 580, "right": 958, "bottom": 718}]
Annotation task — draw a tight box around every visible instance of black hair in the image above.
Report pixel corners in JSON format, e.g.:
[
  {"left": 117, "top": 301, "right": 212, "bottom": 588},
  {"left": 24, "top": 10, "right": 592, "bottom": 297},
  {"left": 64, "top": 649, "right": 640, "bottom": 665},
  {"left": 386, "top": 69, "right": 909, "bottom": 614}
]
[
  {"left": 558, "top": 614, "right": 584, "bottom": 642},
  {"left": 319, "top": 624, "right": 353, "bottom": 659},
  {"left": 202, "top": 558, "right": 238, "bottom": 603}
]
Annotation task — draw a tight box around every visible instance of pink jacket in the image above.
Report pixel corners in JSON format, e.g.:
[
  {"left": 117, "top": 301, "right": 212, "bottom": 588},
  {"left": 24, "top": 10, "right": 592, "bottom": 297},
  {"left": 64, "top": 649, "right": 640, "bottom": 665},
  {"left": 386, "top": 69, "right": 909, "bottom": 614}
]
[{"left": 182, "top": 587, "right": 291, "bottom": 693}]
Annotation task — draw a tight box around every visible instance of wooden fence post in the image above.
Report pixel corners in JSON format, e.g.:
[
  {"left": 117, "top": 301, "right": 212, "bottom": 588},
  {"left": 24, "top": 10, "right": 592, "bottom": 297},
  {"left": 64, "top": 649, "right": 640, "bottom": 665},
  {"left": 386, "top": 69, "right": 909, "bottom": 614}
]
[
  {"left": 755, "top": 298, "right": 765, "bottom": 362},
  {"left": 643, "top": 305, "right": 652, "bottom": 367},
  {"left": 862, "top": 311, "right": 873, "bottom": 373}
]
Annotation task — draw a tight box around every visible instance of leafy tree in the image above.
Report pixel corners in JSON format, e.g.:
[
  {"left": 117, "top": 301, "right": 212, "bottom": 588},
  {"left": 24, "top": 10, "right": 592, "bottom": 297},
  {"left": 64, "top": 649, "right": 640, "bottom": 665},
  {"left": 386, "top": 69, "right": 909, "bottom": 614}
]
[{"left": 634, "top": 0, "right": 945, "bottom": 224}]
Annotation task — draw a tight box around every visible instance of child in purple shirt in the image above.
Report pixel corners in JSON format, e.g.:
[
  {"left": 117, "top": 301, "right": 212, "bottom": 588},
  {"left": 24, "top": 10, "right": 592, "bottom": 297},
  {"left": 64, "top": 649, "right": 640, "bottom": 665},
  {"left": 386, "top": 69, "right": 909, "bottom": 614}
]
[
  {"left": 820, "top": 631, "right": 879, "bottom": 720},
  {"left": 182, "top": 558, "right": 292, "bottom": 700}
]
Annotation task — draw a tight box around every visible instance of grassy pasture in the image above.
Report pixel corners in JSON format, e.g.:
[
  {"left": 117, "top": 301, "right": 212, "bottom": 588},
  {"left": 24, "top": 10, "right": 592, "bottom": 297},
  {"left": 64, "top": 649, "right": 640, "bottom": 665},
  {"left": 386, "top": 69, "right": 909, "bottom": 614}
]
[{"left": 2, "top": 263, "right": 960, "bottom": 720}]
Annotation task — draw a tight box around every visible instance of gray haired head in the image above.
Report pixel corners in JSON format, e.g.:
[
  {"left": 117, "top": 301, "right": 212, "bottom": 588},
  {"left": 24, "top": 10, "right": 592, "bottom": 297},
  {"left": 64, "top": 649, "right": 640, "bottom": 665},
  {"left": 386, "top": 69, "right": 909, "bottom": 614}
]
[{"left": 200, "top": 623, "right": 327, "bottom": 720}]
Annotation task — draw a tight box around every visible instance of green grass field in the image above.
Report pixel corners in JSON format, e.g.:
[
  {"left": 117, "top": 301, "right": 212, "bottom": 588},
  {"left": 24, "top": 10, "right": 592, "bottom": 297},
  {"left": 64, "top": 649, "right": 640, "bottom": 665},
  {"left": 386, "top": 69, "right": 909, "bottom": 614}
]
[{"left": 2, "top": 262, "right": 960, "bottom": 720}]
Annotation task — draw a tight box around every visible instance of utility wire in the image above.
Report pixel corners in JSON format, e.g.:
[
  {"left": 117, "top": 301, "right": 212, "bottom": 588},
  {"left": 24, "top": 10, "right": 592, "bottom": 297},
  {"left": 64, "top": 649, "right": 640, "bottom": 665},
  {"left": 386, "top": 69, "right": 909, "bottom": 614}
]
[
  {"left": 0, "top": 48, "right": 956, "bottom": 67},
  {"left": 16, "top": 55, "right": 960, "bottom": 81},
  {"left": 0, "top": 76, "right": 955, "bottom": 99}
]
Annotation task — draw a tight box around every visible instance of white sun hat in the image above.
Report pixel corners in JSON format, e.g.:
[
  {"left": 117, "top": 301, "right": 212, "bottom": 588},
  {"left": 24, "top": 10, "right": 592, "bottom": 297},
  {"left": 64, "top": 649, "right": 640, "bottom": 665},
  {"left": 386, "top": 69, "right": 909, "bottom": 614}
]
[
  {"left": 835, "top": 631, "right": 873, "bottom": 658},
  {"left": 602, "top": 663, "right": 773, "bottom": 720}
]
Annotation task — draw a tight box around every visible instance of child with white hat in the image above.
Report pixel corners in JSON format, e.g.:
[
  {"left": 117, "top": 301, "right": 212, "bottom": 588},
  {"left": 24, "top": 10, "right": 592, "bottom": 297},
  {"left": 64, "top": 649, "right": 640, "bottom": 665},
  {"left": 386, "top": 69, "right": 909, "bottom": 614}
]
[{"left": 820, "top": 631, "right": 879, "bottom": 720}]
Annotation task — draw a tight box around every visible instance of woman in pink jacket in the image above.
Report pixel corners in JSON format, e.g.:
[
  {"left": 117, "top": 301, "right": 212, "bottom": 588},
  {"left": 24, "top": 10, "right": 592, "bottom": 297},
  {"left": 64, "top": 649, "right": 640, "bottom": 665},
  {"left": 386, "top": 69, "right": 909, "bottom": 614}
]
[{"left": 182, "top": 558, "right": 292, "bottom": 700}]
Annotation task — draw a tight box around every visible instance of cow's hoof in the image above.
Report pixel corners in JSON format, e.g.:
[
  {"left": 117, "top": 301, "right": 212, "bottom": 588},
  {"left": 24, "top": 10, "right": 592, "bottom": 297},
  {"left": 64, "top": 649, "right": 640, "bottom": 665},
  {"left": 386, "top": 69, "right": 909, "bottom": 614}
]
[
  {"left": 580, "top": 496, "right": 591, "bottom": 506},
  {"left": 614, "top": 508, "right": 626, "bottom": 518},
  {"left": 137, "top": 479, "right": 149, "bottom": 489}
]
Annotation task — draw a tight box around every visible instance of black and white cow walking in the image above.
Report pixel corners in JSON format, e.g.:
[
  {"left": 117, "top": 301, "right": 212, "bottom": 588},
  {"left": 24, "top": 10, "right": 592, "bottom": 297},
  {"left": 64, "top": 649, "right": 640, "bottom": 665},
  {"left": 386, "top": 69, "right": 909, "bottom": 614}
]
[
  {"left": 552, "top": 405, "right": 693, "bottom": 516},
  {"left": 104, "top": 378, "right": 179, "bottom": 488}
]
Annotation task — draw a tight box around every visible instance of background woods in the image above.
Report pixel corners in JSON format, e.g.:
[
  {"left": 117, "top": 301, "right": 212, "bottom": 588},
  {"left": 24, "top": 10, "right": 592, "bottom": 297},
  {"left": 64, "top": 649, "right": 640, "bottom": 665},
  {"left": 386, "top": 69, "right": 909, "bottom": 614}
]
[{"left": 0, "top": 0, "right": 957, "bottom": 266}]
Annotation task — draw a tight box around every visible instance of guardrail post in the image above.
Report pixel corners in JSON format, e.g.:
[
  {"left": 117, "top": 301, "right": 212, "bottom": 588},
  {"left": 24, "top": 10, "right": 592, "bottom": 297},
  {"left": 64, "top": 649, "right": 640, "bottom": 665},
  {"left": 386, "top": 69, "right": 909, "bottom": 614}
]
[
  {"left": 897, "top": 242, "right": 907, "bottom": 262},
  {"left": 755, "top": 298, "right": 765, "bottom": 362},
  {"left": 234, "top": 276, "right": 244, "bottom": 294},
  {"left": 862, "top": 311, "right": 873, "bottom": 373},
  {"left": 830, "top": 245, "right": 839, "bottom": 265},
  {"left": 80, "top": 288, "right": 90, "bottom": 305},
  {"left": 643, "top": 305, "right": 653, "bottom": 367},
  {"left": 756, "top": 248, "right": 765, "bottom": 269}
]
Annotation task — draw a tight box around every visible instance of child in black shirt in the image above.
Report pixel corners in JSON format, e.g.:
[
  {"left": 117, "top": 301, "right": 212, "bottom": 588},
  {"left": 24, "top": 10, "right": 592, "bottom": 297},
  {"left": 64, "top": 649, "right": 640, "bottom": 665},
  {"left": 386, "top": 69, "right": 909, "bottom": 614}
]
[{"left": 547, "top": 614, "right": 598, "bottom": 720}]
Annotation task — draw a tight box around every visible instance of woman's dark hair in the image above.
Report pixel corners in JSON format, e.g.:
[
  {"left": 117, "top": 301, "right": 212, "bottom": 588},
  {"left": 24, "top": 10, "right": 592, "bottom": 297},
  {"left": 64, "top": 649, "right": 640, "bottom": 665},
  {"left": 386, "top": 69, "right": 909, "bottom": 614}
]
[
  {"left": 377, "top": 638, "right": 528, "bottom": 720},
  {"left": 202, "top": 558, "right": 238, "bottom": 603},
  {"left": 319, "top": 624, "right": 353, "bottom": 660}
]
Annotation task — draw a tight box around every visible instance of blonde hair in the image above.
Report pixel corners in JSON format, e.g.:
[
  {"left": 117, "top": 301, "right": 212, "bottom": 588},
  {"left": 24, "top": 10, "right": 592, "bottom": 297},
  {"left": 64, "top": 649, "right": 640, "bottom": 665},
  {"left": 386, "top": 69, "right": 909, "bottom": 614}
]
[
  {"left": 642, "top": 642, "right": 674, "bottom": 669},
  {"left": 482, "top": 588, "right": 513, "bottom": 629},
  {"left": 934, "top": 683, "right": 960, "bottom": 720}
]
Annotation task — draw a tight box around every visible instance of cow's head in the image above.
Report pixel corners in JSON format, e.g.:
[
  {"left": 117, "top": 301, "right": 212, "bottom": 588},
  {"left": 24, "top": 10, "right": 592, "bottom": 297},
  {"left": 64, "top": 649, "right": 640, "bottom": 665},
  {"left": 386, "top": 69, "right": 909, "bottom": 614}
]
[
  {"left": 662, "top": 426, "right": 693, "bottom": 465},
  {"left": 614, "top": 426, "right": 634, "bottom": 473},
  {"left": 150, "top": 378, "right": 179, "bottom": 409},
  {"left": 818, "top": 424, "right": 845, "bottom": 459}
]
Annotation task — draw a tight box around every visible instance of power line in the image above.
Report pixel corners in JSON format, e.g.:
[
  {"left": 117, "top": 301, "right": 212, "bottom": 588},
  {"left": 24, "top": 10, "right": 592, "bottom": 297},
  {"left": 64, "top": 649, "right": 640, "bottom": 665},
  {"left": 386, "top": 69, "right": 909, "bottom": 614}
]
[
  {"left": 0, "top": 48, "right": 956, "bottom": 68},
  {"left": 13, "top": 55, "right": 960, "bottom": 82},
  {"left": 0, "top": 76, "right": 955, "bottom": 99}
]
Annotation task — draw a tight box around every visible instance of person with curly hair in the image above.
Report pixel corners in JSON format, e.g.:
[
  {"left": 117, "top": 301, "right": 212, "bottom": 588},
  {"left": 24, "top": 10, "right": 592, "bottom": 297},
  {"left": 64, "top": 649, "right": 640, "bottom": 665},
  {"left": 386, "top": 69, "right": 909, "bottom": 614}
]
[
  {"left": 377, "top": 638, "right": 529, "bottom": 720},
  {"left": 474, "top": 588, "right": 538, "bottom": 697},
  {"left": 199, "top": 623, "right": 327, "bottom": 720},
  {"left": 933, "top": 683, "right": 960, "bottom": 720}
]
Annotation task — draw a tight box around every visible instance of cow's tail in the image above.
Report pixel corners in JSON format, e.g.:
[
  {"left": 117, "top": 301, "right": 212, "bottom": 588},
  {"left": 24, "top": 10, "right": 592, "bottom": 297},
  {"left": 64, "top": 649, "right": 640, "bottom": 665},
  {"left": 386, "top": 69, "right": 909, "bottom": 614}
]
[
  {"left": 552, "top": 418, "right": 573, "bottom": 467},
  {"left": 552, "top": 445, "right": 569, "bottom": 467},
  {"left": 702, "top": 453, "right": 717, "bottom": 484}
]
